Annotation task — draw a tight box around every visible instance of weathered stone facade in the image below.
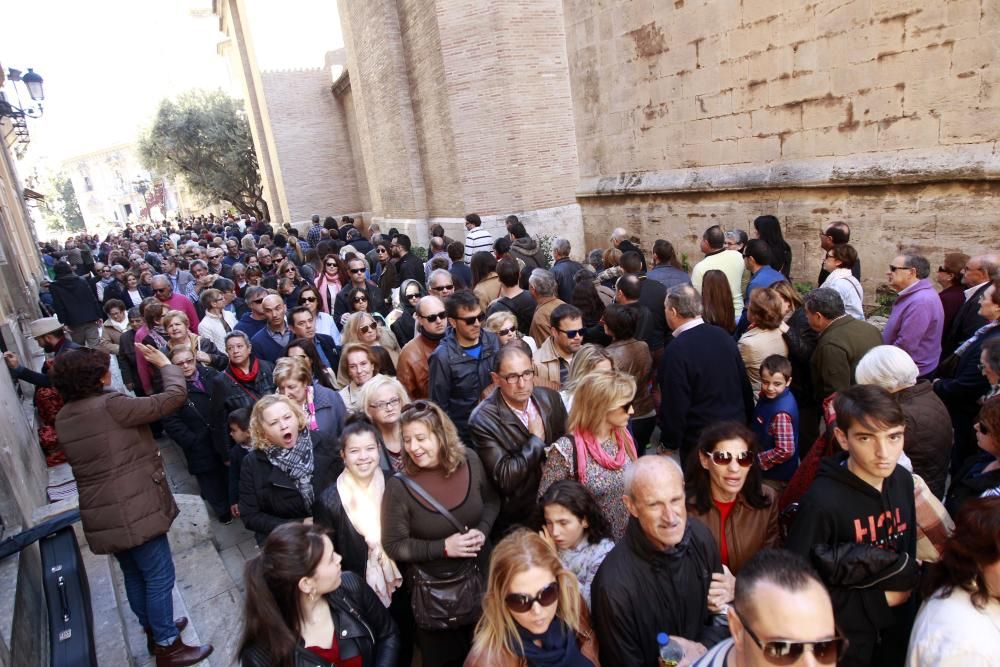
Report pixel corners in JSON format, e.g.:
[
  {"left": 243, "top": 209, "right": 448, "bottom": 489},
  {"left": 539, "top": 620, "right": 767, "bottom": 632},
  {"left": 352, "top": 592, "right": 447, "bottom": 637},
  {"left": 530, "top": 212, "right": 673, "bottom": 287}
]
[{"left": 564, "top": 0, "right": 999, "bottom": 294}]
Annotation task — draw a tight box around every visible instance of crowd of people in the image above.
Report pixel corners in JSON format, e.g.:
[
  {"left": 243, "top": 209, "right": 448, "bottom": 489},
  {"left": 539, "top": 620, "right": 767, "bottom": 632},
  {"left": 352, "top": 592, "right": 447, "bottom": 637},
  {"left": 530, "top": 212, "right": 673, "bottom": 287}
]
[{"left": 8, "top": 210, "right": 999, "bottom": 667}]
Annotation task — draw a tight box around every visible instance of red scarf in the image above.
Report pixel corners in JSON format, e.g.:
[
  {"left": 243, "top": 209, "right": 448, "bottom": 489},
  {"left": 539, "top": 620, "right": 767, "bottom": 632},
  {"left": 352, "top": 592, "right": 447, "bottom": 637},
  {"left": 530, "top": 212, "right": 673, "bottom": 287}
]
[
  {"left": 572, "top": 427, "right": 637, "bottom": 484},
  {"left": 229, "top": 357, "right": 260, "bottom": 384}
]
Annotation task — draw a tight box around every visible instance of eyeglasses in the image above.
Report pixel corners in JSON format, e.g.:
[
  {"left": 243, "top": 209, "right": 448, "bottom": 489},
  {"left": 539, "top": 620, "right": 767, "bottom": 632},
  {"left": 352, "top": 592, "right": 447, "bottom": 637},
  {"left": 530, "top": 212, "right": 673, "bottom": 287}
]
[
  {"left": 370, "top": 397, "right": 402, "bottom": 411},
  {"left": 359, "top": 322, "right": 379, "bottom": 334},
  {"left": 708, "top": 450, "right": 754, "bottom": 467},
  {"left": 406, "top": 292, "right": 421, "bottom": 300},
  {"left": 420, "top": 310, "right": 447, "bottom": 323},
  {"left": 251, "top": 298, "right": 265, "bottom": 305},
  {"left": 430, "top": 284, "right": 455, "bottom": 292},
  {"left": 557, "top": 327, "right": 585, "bottom": 339},
  {"left": 504, "top": 581, "right": 559, "bottom": 613},
  {"left": 402, "top": 400, "right": 432, "bottom": 413},
  {"left": 349, "top": 268, "right": 366, "bottom": 274},
  {"left": 734, "top": 608, "right": 847, "bottom": 665},
  {"left": 500, "top": 369, "right": 535, "bottom": 384},
  {"left": 888, "top": 265, "right": 913, "bottom": 273},
  {"left": 300, "top": 296, "right": 318, "bottom": 303},
  {"left": 454, "top": 312, "right": 485, "bottom": 325},
  {"left": 975, "top": 421, "right": 990, "bottom": 435},
  {"left": 353, "top": 295, "right": 369, "bottom": 304},
  {"left": 496, "top": 326, "right": 516, "bottom": 337}
]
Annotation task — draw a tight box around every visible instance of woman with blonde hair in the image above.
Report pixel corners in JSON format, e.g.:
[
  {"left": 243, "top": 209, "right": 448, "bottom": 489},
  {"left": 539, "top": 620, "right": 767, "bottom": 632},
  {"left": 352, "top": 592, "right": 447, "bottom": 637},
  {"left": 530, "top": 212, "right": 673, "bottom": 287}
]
[
  {"left": 238, "top": 394, "right": 342, "bottom": 543},
  {"left": 342, "top": 310, "right": 401, "bottom": 367},
  {"left": 273, "top": 356, "right": 347, "bottom": 439},
  {"left": 485, "top": 311, "right": 537, "bottom": 355},
  {"left": 359, "top": 374, "right": 411, "bottom": 473},
  {"left": 559, "top": 344, "right": 614, "bottom": 411},
  {"left": 539, "top": 370, "right": 637, "bottom": 539},
  {"left": 338, "top": 343, "right": 385, "bottom": 412},
  {"left": 465, "top": 529, "right": 599, "bottom": 666},
  {"left": 161, "top": 309, "right": 228, "bottom": 370},
  {"left": 382, "top": 400, "right": 500, "bottom": 666}
]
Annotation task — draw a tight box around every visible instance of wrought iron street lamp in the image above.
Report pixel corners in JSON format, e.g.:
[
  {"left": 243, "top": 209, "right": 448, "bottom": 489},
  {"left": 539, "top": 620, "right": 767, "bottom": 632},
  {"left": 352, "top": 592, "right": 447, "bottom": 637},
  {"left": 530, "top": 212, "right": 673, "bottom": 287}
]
[{"left": 0, "top": 67, "right": 45, "bottom": 119}]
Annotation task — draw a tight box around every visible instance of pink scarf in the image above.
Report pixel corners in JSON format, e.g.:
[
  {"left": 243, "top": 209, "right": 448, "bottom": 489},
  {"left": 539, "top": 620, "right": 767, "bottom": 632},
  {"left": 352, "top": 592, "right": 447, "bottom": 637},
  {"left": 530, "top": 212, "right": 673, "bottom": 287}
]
[
  {"left": 572, "top": 427, "right": 637, "bottom": 484},
  {"left": 314, "top": 272, "right": 342, "bottom": 315}
]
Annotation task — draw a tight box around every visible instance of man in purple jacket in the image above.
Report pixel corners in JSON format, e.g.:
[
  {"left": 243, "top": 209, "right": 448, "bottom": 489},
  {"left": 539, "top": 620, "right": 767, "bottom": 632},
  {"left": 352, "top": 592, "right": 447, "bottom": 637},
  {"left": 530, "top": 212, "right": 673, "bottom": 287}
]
[{"left": 883, "top": 252, "right": 944, "bottom": 377}]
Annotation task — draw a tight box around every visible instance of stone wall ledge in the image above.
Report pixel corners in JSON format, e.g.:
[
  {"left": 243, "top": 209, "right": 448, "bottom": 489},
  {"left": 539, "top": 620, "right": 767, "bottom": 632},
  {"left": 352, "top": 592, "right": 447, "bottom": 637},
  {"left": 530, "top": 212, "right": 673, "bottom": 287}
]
[{"left": 577, "top": 143, "right": 999, "bottom": 197}]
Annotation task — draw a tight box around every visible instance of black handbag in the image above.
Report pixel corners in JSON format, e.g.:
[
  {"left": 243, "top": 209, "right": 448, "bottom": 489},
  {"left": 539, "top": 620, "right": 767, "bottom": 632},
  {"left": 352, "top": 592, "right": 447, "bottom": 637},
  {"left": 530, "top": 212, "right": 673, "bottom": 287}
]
[{"left": 394, "top": 473, "right": 484, "bottom": 631}]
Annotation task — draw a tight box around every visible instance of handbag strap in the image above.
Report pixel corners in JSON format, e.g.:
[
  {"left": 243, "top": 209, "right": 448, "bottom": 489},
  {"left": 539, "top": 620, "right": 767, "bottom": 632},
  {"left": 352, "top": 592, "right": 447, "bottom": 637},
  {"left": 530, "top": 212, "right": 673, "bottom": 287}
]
[{"left": 394, "top": 473, "right": 467, "bottom": 533}]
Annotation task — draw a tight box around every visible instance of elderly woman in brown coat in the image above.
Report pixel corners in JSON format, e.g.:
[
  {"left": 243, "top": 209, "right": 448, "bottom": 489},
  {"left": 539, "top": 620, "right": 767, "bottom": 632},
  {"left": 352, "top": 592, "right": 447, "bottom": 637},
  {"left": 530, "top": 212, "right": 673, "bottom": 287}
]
[{"left": 52, "top": 345, "right": 213, "bottom": 667}]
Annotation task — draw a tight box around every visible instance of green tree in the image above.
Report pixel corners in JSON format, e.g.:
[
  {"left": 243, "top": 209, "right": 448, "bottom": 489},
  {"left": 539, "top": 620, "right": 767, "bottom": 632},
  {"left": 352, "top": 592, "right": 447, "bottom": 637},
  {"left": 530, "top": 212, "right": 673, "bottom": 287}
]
[
  {"left": 139, "top": 89, "right": 269, "bottom": 219},
  {"left": 35, "top": 171, "right": 86, "bottom": 234}
]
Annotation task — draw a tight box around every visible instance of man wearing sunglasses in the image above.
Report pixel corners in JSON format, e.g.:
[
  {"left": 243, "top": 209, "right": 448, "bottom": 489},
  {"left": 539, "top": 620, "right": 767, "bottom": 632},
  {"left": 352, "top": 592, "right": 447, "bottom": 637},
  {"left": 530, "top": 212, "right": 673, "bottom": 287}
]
[
  {"left": 150, "top": 274, "right": 201, "bottom": 334},
  {"left": 234, "top": 285, "right": 270, "bottom": 339},
  {"left": 534, "top": 304, "right": 584, "bottom": 390},
  {"left": 468, "top": 345, "right": 567, "bottom": 539},
  {"left": 428, "top": 290, "right": 500, "bottom": 441},
  {"left": 333, "top": 256, "right": 388, "bottom": 325},
  {"left": 694, "top": 549, "right": 843, "bottom": 667},
  {"left": 397, "top": 295, "right": 447, "bottom": 400}
]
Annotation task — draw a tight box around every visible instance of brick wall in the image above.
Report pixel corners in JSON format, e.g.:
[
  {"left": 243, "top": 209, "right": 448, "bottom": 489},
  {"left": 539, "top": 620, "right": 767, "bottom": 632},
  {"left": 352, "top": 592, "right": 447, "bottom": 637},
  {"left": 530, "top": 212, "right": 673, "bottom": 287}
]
[{"left": 260, "top": 67, "right": 362, "bottom": 221}]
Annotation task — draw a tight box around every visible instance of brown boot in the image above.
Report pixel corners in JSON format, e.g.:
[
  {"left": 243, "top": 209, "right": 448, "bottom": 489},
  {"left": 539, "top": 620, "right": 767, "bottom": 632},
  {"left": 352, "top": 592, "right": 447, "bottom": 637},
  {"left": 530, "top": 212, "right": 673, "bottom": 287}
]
[
  {"left": 151, "top": 636, "right": 213, "bottom": 667},
  {"left": 145, "top": 617, "right": 190, "bottom": 654}
]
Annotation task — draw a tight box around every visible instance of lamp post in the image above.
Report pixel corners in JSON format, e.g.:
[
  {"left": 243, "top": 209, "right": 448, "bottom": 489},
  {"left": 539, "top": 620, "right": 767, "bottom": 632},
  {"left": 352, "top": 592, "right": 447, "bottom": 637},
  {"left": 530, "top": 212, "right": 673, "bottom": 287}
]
[{"left": 1, "top": 67, "right": 45, "bottom": 154}]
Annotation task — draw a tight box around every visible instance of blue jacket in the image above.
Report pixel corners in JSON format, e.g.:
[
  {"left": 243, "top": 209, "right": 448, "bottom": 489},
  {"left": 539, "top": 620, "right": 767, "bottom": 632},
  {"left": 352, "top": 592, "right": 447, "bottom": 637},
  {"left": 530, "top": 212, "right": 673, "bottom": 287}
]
[
  {"left": 737, "top": 265, "right": 786, "bottom": 335},
  {"left": 310, "top": 382, "right": 347, "bottom": 439},
  {"left": 751, "top": 389, "right": 800, "bottom": 482},
  {"left": 428, "top": 329, "right": 500, "bottom": 442},
  {"left": 250, "top": 326, "right": 292, "bottom": 363},
  {"left": 234, "top": 311, "right": 267, "bottom": 339}
]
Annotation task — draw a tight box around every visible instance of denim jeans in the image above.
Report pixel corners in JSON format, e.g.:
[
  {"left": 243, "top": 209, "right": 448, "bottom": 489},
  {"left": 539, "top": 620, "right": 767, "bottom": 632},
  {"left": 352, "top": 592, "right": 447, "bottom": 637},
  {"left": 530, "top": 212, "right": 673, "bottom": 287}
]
[{"left": 113, "top": 533, "right": 177, "bottom": 646}]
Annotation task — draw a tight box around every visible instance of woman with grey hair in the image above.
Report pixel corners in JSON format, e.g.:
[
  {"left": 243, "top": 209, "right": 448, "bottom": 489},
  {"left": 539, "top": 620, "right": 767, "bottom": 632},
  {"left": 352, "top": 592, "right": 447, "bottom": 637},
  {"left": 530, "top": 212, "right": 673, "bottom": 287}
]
[{"left": 856, "top": 345, "right": 953, "bottom": 498}]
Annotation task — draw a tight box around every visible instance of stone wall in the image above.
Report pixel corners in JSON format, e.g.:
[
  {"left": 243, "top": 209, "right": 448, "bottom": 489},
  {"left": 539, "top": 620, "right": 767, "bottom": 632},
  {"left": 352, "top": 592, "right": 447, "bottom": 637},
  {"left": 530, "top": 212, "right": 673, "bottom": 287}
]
[
  {"left": 564, "top": 0, "right": 1000, "bottom": 294},
  {"left": 260, "top": 66, "right": 363, "bottom": 222}
]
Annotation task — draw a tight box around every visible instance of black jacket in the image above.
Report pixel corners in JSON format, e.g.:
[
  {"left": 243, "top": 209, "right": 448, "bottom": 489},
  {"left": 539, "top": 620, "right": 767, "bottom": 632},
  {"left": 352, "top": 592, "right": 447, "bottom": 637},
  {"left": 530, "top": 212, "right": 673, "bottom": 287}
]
[
  {"left": 550, "top": 257, "right": 584, "bottom": 303},
  {"left": 394, "top": 253, "right": 425, "bottom": 288},
  {"left": 49, "top": 274, "right": 104, "bottom": 326},
  {"left": 240, "top": 571, "right": 399, "bottom": 667},
  {"left": 634, "top": 273, "right": 670, "bottom": 352},
  {"left": 785, "top": 453, "right": 917, "bottom": 667},
  {"left": 782, "top": 307, "right": 819, "bottom": 406},
  {"left": 162, "top": 367, "right": 227, "bottom": 475},
  {"left": 238, "top": 430, "right": 343, "bottom": 543},
  {"left": 210, "top": 359, "right": 276, "bottom": 458},
  {"left": 11, "top": 339, "right": 81, "bottom": 388},
  {"left": 945, "top": 453, "right": 1000, "bottom": 516},
  {"left": 468, "top": 386, "right": 567, "bottom": 538},
  {"left": 333, "top": 280, "right": 389, "bottom": 329},
  {"left": 314, "top": 482, "right": 369, "bottom": 575},
  {"left": 485, "top": 291, "right": 537, "bottom": 335},
  {"left": 591, "top": 518, "right": 728, "bottom": 667},
  {"left": 941, "top": 282, "right": 989, "bottom": 357},
  {"left": 617, "top": 239, "right": 647, "bottom": 272},
  {"left": 428, "top": 329, "right": 500, "bottom": 441}
]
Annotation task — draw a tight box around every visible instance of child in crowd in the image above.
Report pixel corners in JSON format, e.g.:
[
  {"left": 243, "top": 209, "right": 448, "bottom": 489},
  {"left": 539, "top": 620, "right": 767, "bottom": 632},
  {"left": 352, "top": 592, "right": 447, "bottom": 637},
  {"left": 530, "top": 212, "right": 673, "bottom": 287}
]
[
  {"left": 226, "top": 407, "right": 252, "bottom": 519},
  {"left": 752, "top": 354, "right": 799, "bottom": 490},
  {"left": 785, "top": 384, "right": 918, "bottom": 667}
]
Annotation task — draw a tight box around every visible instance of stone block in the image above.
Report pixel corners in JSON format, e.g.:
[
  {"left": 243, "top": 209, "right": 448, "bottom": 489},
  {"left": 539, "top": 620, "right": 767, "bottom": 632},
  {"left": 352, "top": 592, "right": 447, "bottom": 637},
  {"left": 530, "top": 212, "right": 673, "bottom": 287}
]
[
  {"left": 694, "top": 90, "right": 733, "bottom": 119},
  {"left": 711, "top": 112, "right": 752, "bottom": 140},
  {"left": 830, "top": 122, "right": 879, "bottom": 156},
  {"left": 768, "top": 71, "right": 832, "bottom": 108},
  {"left": 939, "top": 109, "right": 1000, "bottom": 144},
  {"left": 950, "top": 39, "right": 998, "bottom": 77},
  {"left": 682, "top": 65, "right": 722, "bottom": 98},
  {"left": 903, "top": 74, "right": 981, "bottom": 116},
  {"left": 166, "top": 494, "right": 214, "bottom": 556},
  {"left": 748, "top": 46, "right": 795, "bottom": 83},
  {"left": 734, "top": 78, "right": 770, "bottom": 113},
  {"left": 876, "top": 48, "right": 949, "bottom": 90},
  {"left": 750, "top": 104, "right": 803, "bottom": 136},
  {"left": 802, "top": 96, "right": 848, "bottom": 130},
  {"left": 738, "top": 135, "right": 782, "bottom": 162},
  {"left": 855, "top": 86, "right": 905, "bottom": 123},
  {"left": 815, "top": 0, "right": 869, "bottom": 37},
  {"left": 876, "top": 114, "right": 940, "bottom": 150},
  {"left": 830, "top": 60, "right": 881, "bottom": 96},
  {"left": 742, "top": 0, "right": 781, "bottom": 25}
]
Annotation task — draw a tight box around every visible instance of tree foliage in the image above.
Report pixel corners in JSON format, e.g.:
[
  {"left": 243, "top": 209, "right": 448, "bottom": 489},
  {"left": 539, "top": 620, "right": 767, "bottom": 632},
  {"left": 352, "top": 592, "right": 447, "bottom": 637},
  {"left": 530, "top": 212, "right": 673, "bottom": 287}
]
[
  {"left": 139, "top": 89, "right": 269, "bottom": 219},
  {"left": 35, "top": 171, "right": 86, "bottom": 234}
]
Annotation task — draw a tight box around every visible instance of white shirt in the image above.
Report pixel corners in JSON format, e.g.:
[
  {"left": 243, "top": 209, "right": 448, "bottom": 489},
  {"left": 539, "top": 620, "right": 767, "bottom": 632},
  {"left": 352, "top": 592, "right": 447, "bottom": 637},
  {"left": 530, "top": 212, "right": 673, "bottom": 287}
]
[
  {"left": 966, "top": 281, "right": 988, "bottom": 302},
  {"left": 672, "top": 317, "right": 705, "bottom": 338},
  {"left": 199, "top": 310, "right": 237, "bottom": 352},
  {"left": 906, "top": 587, "right": 1000, "bottom": 666},
  {"left": 821, "top": 268, "right": 865, "bottom": 320}
]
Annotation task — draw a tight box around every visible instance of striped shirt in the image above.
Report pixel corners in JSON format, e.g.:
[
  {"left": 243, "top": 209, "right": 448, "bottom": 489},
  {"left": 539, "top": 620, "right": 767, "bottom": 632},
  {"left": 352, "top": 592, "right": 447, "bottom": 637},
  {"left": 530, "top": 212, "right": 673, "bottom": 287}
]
[{"left": 464, "top": 226, "right": 494, "bottom": 264}]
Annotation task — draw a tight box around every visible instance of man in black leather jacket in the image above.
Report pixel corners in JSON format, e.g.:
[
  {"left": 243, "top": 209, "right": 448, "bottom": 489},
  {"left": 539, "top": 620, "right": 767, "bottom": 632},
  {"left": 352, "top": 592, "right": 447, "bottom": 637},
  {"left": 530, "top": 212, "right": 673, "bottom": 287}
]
[{"left": 468, "top": 345, "right": 567, "bottom": 540}]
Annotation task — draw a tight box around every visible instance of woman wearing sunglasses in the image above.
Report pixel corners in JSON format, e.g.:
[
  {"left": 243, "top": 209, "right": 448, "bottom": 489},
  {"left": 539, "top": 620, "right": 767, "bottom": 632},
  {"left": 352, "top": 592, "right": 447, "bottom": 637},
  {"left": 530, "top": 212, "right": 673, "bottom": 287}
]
[
  {"left": 484, "top": 311, "right": 537, "bottom": 355},
  {"left": 276, "top": 259, "right": 307, "bottom": 306},
  {"left": 315, "top": 253, "right": 349, "bottom": 315},
  {"left": 465, "top": 529, "right": 599, "bottom": 667},
  {"left": 297, "top": 285, "right": 341, "bottom": 344},
  {"left": 343, "top": 311, "right": 401, "bottom": 369},
  {"left": 382, "top": 400, "right": 500, "bottom": 667},
  {"left": 372, "top": 240, "right": 398, "bottom": 305},
  {"left": 686, "top": 422, "right": 779, "bottom": 576},
  {"left": 945, "top": 395, "right": 1000, "bottom": 516},
  {"left": 538, "top": 369, "right": 637, "bottom": 540},
  {"left": 390, "top": 279, "right": 426, "bottom": 347}
]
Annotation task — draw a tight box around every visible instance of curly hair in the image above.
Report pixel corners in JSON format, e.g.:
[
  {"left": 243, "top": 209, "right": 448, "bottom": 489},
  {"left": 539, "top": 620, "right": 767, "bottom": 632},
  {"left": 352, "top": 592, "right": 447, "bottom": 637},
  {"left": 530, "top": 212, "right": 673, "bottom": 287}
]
[
  {"left": 399, "top": 400, "right": 466, "bottom": 476},
  {"left": 921, "top": 496, "right": 1000, "bottom": 609},
  {"left": 51, "top": 348, "right": 111, "bottom": 402}
]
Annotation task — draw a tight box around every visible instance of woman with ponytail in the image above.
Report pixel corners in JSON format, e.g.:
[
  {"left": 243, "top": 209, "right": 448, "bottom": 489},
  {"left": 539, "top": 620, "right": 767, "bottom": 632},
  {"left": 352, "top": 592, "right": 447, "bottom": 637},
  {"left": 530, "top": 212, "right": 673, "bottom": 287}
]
[
  {"left": 538, "top": 370, "right": 638, "bottom": 540},
  {"left": 239, "top": 522, "right": 399, "bottom": 667}
]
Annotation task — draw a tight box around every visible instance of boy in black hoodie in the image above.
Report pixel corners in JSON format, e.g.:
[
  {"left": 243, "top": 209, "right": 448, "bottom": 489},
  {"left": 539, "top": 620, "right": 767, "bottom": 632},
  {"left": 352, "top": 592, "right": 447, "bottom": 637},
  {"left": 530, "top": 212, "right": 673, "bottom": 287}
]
[{"left": 785, "top": 384, "right": 918, "bottom": 667}]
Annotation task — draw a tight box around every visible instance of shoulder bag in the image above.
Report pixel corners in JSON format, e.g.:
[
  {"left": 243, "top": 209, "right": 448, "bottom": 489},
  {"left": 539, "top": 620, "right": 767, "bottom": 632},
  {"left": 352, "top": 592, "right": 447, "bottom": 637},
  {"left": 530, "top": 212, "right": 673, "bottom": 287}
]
[{"left": 394, "top": 473, "right": 484, "bottom": 631}]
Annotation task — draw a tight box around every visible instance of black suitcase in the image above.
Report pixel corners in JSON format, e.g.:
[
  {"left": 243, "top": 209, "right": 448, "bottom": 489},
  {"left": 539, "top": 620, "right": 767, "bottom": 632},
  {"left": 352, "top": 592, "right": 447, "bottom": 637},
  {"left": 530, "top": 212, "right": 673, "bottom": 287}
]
[{"left": 39, "top": 526, "right": 98, "bottom": 667}]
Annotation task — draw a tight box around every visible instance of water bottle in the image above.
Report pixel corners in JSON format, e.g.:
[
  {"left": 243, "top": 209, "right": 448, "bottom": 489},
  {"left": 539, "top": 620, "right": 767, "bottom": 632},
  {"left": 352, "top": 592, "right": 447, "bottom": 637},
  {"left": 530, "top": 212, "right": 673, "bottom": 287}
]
[{"left": 658, "top": 632, "right": 684, "bottom": 667}]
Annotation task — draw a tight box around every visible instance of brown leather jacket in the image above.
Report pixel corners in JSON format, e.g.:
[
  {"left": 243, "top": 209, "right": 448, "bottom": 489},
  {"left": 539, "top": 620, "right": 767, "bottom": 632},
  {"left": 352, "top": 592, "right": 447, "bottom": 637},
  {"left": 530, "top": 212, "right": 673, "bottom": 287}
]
[
  {"left": 396, "top": 332, "right": 439, "bottom": 399},
  {"left": 55, "top": 365, "right": 188, "bottom": 554},
  {"left": 463, "top": 601, "right": 601, "bottom": 667},
  {"left": 687, "top": 485, "right": 780, "bottom": 574},
  {"left": 606, "top": 338, "right": 654, "bottom": 415}
]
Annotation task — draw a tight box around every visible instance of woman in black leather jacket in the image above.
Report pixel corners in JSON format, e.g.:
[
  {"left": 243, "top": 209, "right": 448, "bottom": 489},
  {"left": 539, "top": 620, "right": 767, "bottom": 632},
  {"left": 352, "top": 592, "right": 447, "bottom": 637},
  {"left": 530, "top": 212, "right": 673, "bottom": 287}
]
[{"left": 239, "top": 522, "right": 399, "bottom": 667}]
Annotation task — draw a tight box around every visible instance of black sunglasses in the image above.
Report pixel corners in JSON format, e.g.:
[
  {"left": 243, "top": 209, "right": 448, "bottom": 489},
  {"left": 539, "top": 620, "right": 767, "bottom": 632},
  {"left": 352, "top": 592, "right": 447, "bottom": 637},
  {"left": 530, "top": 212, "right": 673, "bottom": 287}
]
[
  {"left": 299, "top": 296, "right": 317, "bottom": 303},
  {"left": 496, "top": 326, "right": 516, "bottom": 337},
  {"left": 325, "top": 262, "right": 338, "bottom": 267},
  {"left": 558, "top": 327, "right": 585, "bottom": 339},
  {"left": 430, "top": 284, "right": 455, "bottom": 292},
  {"left": 353, "top": 296, "right": 369, "bottom": 304},
  {"left": 454, "top": 312, "right": 485, "bottom": 326},
  {"left": 402, "top": 400, "right": 432, "bottom": 413},
  {"left": 708, "top": 450, "right": 754, "bottom": 467},
  {"left": 358, "top": 322, "right": 378, "bottom": 334},
  {"left": 504, "top": 581, "right": 559, "bottom": 613},
  {"left": 421, "top": 310, "right": 447, "bottom": 323},
  {"left": 154, "top": 287, "right": 170, "bottom": 293},
  {"left": 735, "top": 608, "right": 847, "bottom": 665},
  {"left": 349, "top": 268, "right": 366, "bottom": 274},
  {"left": 250, "top": 298, "right": 265, "bottom": 305},
  {"left": 406, "top": 292, "right": 421, "bottom": 300}
]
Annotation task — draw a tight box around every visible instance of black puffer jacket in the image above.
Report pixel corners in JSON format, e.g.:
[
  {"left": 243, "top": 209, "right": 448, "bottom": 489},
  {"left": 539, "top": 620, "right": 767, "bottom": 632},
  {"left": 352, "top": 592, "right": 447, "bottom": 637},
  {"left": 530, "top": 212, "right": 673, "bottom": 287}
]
[
  {"left": 162, "top": 366, "right": 227, "bottom": 475},
  {"left": 239, "top": 430, "right": 343, "bottom": 543},
  {"left": 209, "top": 358, "right": 276, "bottom": 458},
  {"left": 468, "top": 386, "right": 567, "bottom": 539},
  {"left": 240, "top": 571, "right": 399, "bottom": 667}
]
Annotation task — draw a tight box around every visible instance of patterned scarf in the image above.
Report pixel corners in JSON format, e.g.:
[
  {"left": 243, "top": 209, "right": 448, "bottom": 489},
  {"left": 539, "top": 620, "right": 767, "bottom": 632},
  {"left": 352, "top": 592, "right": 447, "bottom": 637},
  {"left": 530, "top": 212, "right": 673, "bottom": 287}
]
[
  {"left": 956, "top": 321, "right": 998, "bottom": 357},
  {"left": 336, "top": 469, "right": 402, "bottom": 607},
  {"left": 265, "top": 429, "right": 315, "bottom": 505},
  {"left": 572, "top": 427, "right": 637, "bottom": 484}
]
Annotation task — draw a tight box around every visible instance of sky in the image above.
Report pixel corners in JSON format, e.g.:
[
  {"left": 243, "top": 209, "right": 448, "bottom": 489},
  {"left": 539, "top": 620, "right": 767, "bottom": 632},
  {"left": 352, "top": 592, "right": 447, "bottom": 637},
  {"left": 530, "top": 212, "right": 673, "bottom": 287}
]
[{"left": 1, "top": 0, "right": 343, "bottom": 168}]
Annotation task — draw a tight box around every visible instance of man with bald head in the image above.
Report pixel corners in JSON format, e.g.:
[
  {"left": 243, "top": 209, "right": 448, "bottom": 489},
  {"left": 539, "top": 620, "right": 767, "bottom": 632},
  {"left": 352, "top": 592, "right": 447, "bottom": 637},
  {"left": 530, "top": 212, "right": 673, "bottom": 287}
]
[
  {"left": 249, "top": 294, "right": 291, "bottom": 363},
  {"left": 591, "top": 455, "right": 728, "bottom": 666},
  {"left": 150, "top": 274, "right": 200, "bottom": 333},
  {"left": 694, "top": 549, "right": 841, "bottom": 667},
  {"left": 396, "top": 295, "right": 447, "bottom": 399}
]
